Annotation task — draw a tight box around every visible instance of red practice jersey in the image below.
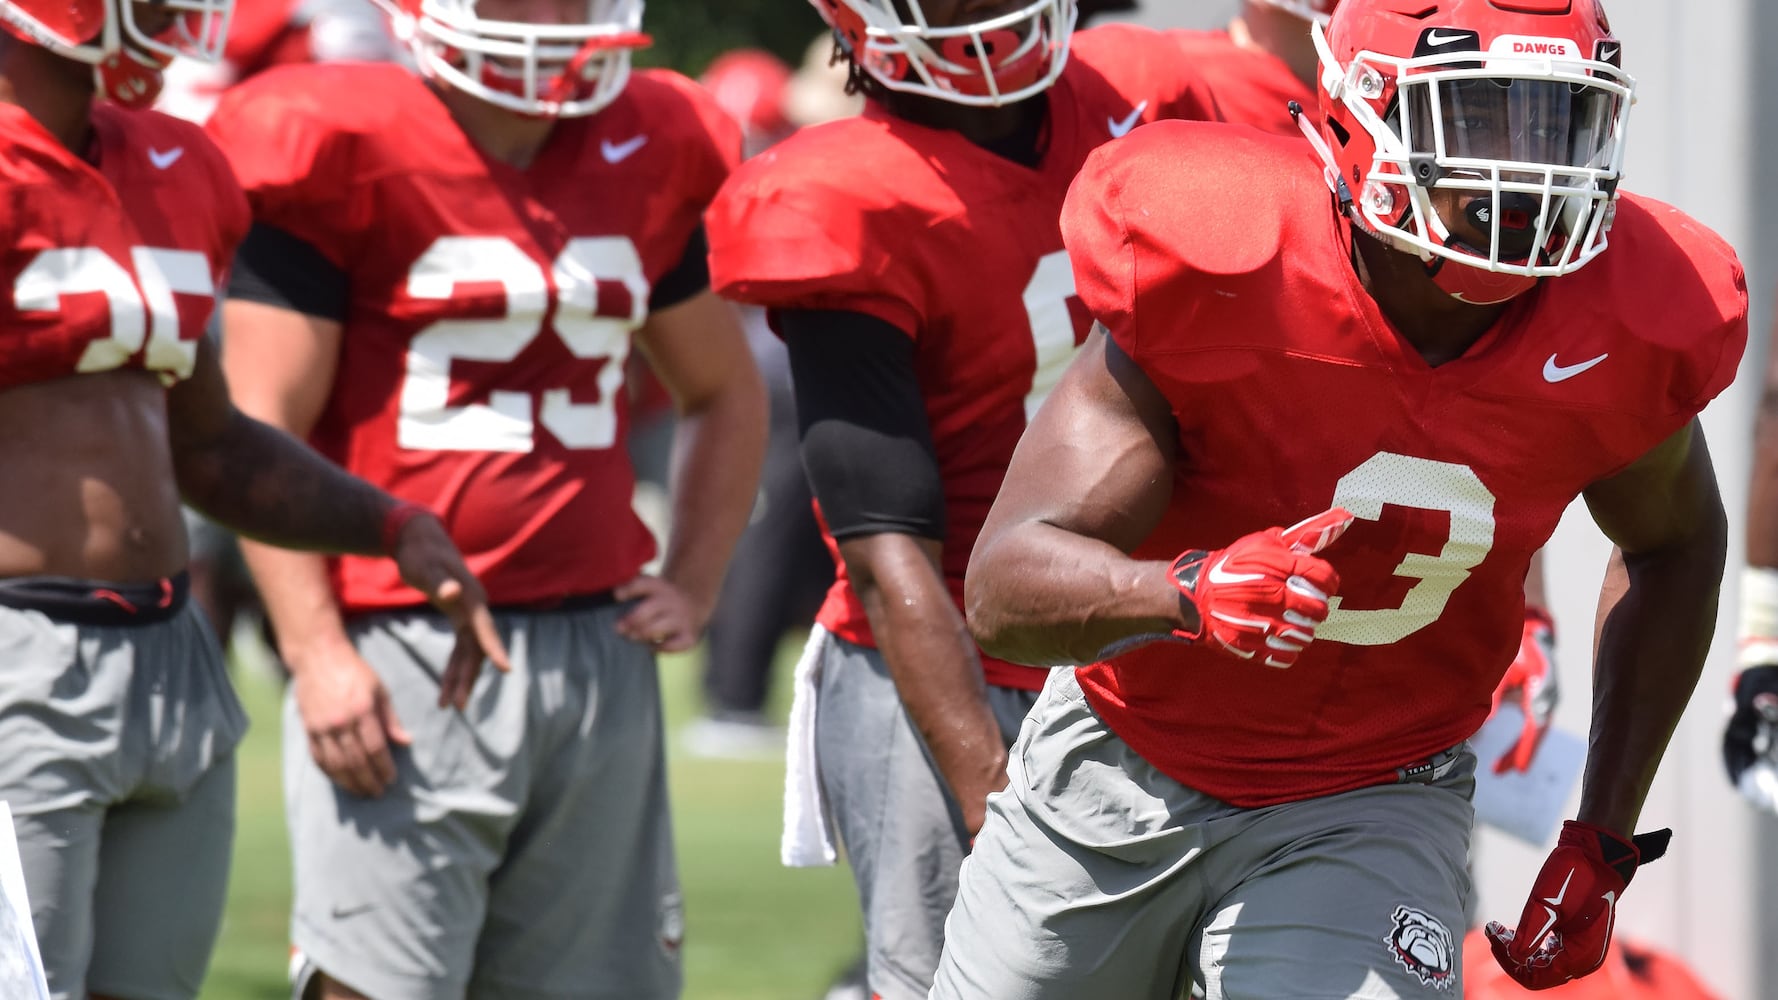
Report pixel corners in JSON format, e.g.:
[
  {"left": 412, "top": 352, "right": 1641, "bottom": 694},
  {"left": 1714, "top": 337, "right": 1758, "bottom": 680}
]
[
  {"left": 207, "top": 64, "right": 739, "bottom": 611},
  {"left": 1172, "top": 29, "right": 1309, "bottom": 136},
  {"left": 1063, "top": 122, "right": 1746, "bottom": 806},
  {"left": 0, "top": 104, "right": 246, "bottom": 390},
  {"left": 706, "top": 24, "right": 1222, "bottom": 691}
]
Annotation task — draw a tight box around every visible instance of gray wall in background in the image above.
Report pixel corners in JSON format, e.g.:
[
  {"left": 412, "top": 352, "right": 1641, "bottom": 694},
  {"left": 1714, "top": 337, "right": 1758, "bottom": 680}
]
[{"left": 1105, "top": 0, "right": 1236, "bottom": 30}]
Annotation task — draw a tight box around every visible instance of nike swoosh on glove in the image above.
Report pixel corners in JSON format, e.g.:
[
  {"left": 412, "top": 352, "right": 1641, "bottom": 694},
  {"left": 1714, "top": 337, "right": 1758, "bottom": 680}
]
[
  {"left": 1169, "top": 507, "right": 1352, "bottom": 668},
  {"left": 1485, "top": 820, "right": 1671, "bottom": 990},
  {"left": 1723, "top": 663, "right": 1778, "bottom": 814},
  {"left": 1489, "top": 607, "right": 1559, "bottom": 773}
]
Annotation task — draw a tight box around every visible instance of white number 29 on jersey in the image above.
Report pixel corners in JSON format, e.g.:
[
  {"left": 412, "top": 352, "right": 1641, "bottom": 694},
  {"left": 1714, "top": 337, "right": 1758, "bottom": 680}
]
[{"left": 397, "top": 235, "right": 648, "bottom": 453}]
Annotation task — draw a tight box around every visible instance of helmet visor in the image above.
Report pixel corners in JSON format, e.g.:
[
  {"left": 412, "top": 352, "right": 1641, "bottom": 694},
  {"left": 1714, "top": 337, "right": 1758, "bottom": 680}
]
[
  {"left": 1405, "top": 77, "right": 1620, "bottom": 176},
  {"left": 1395, "top": 67, "right": 1629, "bottom": 270}
]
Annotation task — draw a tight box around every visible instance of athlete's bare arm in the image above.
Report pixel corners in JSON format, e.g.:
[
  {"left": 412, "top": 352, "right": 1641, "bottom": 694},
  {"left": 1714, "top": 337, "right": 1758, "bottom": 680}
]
[
  {"left": 1746, "top": 327, "right": 1778, "bottom": 568},
  {"left": 221, "top": 299, "right": 503, "bottom": 798},
  {"left": 782, "top": 307, "right": 1009, "bottom": 836},
  {"left": 624, "top": 288, "right": 768, "bottom": 650},
  {"left": 966, "top": 327, "right": 1193, "bottom": 666},
  {"left": 172, "top": 335, "right": 390, "bottom": 554},
  {"left": 840, "top": 532, "right": 1010, "bottom": 836},
  {"left": 1577, "top": 418, "right": 1726, "bottom": 836},
  {"left": 219, "top": 300, "right": 360, "bottom": 692}
]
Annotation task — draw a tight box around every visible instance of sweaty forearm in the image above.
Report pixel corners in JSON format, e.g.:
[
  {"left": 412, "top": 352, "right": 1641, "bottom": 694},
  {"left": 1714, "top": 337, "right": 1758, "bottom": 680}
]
[
  {"left": 966, "top": 521, "right": 1188, "bottom": 666},
  {"left": 1581, "top": 536, "right": 1726, "bottom": 835},
  {"left": 176, "top": 410, "right": 395, "bottom": 555},
  {"left": 658, "top": 382, "right": 767, "bottom": 608},
  {"left": 851, "top": 537, "right": 1007, "bottom": 823}
]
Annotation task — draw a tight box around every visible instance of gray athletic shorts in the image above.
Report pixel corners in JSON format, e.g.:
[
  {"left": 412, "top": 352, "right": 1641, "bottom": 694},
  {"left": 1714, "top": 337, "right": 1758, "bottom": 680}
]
[
  {"left": 287, "top": 601, "right": 680, "bottom": 1000},
  {"left": 815, "top": 634, "right": 1042, "bottom": 1000},
  {"left": 0, "top": 601, "right": 244, "bottom": 1000},
  {"left": 931, "top": 668, "right": 1475, "bottom": 1000}
]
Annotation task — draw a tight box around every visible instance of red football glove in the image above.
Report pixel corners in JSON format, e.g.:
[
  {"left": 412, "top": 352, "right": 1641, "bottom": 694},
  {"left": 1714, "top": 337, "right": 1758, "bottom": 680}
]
[
  {"left": 1484, "top": 820, "right": 1671, "bottom": 990},
  {"left": 1488, "top": 607, "right": 1559, "bottom": 774},
  {"left": 1170, "top": 507, "right": 1352, "bottom": 668}
]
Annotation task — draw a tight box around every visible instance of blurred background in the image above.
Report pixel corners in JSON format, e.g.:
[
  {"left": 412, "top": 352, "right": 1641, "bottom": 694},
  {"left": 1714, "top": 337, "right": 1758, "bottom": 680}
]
[{"left": 186, "top": 1, "right": 1778, "bottom": 998}]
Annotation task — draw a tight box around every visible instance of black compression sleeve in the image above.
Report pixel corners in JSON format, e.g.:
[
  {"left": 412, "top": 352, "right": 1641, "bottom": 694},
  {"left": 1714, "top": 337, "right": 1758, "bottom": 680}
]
[
  {"left": 648, "top": 224, "right": 710, "bottom": 312},
  {"left": 781, "top": 309, "right": 946, "bottom": 541},
  {"left": 226, "top": 223, "right": 349, "bottom": 322}
]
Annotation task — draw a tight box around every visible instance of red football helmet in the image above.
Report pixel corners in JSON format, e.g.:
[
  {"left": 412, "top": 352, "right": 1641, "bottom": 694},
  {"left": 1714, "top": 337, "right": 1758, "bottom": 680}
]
[
  {"left": 1255, "top": 0, "right": 1336, "bottom": 24},
  {"left": 0, "top": 0, "right": 233, "bottom": 108},
  {"left": 1302, "top": 0, "right": 1633, "bottom": 304},
  {"left": 808, "top": 0, "right": 1077, "bottom": 107},
  {"left": 701, "top": 48, "right": 792, "bottom": 146},
  {"left": 374, "top": 0, "right": 650, "bottom": 117}
]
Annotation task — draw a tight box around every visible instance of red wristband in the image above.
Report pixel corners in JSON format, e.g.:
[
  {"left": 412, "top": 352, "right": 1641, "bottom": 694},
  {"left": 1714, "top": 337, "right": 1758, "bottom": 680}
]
[{"left": 381, "top": 502, "right": 435, "bottom": 556}]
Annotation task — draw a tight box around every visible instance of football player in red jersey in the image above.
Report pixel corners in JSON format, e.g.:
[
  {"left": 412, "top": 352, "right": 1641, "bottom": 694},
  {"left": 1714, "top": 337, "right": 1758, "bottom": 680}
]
[
  {"left": 1182, "top": 0, "right": 1570, "bottom": 773},
  {"left": 943, "top": 0, "right": 1744, "bottom": 996},
  {"left": 1175, "top": 0, "right": 1328, "bottom": 134},
  {"left": 207, "top": 0, "right": 766, "bottom": 995},
  {"left": 0, "top": 0, "right": 505, "bottom": 995},
  {"left": 704, "top": 1, "right": 1222, "bottom": 997}
]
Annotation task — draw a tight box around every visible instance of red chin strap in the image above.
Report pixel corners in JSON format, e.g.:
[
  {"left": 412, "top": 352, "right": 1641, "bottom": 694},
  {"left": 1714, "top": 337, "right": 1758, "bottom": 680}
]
[
  {"left": 483, "top": 29, "right": 647, "bottom": 115},
  {"left": 538, "top": 30, "right": 649, "bottom": 109},
  {"left": 934, "top": 27, "right": 1050, "bottom": 97},
  {"left": 94, "top": 49, "right": 167, "bottom": 110}
]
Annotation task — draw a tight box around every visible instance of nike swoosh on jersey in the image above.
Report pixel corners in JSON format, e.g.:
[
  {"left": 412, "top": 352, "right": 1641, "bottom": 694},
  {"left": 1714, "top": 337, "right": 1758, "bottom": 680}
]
[
  {"left": 1108, "top": 101, "right": 1149, "bottom": 139},
  {"left": 1207, "top": 556, "right": 1263, "bottom": 586},
  {"left": 1542, "top": 353, "right": 1608, "bottom": 382},
  {"left": 148, "top": 146, "right": 184, "bottom": 170},
  {"left": 601, "top": 135, "right": 649, "bottom": 163}
]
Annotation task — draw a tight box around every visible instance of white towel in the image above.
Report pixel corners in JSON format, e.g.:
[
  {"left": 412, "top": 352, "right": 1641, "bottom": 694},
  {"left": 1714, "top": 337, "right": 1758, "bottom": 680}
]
[{"left": 781, "top": 625, "right": 838, "bottom": 867}]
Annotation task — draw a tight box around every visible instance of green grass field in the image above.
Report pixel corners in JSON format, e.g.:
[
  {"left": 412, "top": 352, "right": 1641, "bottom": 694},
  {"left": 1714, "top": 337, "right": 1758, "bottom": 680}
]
[{"left": 200, "top": 637, "right": 862, "bottom": 1000}]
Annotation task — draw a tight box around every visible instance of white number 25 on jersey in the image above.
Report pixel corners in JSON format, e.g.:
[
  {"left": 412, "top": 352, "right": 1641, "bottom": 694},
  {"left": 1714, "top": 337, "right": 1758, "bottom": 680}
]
[
  {"left": 397, "top": 235, "right": 648, "bottom": 453},
  {"left": 14, "top": 247, "right": 213, "bottom": 380}
]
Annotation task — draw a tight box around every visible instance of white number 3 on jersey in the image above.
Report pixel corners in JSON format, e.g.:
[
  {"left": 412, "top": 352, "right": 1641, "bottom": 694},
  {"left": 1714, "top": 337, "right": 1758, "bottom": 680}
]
[{"left": 1318, "top": 452, "right": 1497, "bottom": 646}]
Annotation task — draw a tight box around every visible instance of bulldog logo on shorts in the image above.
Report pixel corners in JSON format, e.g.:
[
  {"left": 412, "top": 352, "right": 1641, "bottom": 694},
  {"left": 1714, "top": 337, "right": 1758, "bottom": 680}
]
[{"left": 1385, "top": 904, "right": 1454, "bottom": 991}]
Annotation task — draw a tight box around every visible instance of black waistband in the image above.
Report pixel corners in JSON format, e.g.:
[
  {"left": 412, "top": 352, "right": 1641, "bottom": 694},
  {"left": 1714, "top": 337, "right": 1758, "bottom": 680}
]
[
  {"left": 492, "top": 589, "right": 619, "bottom": 614},
  {"left": 355, "top": 588, "right": 620, "bottom": 620},
  {"left": 0, "top": 571, "right": 190, "bottom": 627}
]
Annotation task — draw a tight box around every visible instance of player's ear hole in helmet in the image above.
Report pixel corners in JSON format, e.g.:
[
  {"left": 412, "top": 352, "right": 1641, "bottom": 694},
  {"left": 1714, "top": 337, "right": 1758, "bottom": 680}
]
[{"left": 1296, "top": 0, "right": 1634, "bottom": 305}]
